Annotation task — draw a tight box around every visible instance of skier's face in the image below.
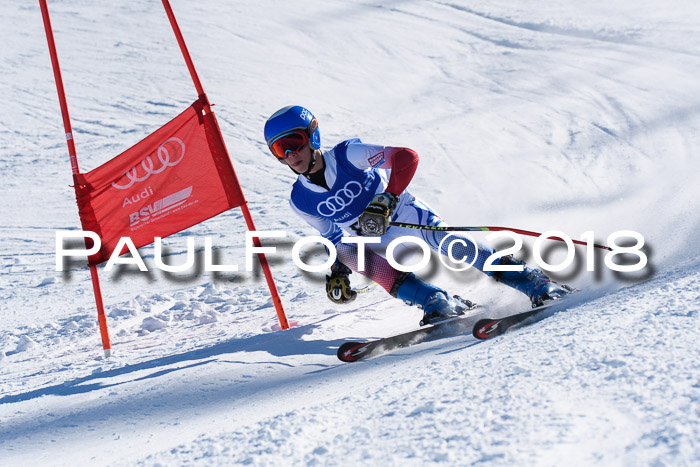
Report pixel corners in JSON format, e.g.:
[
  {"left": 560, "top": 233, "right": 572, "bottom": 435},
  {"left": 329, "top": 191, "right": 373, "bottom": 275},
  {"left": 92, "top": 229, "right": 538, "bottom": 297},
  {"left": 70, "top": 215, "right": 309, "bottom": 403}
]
[{"left": 284, "top": 143, "right": 313, "bottom": 173}]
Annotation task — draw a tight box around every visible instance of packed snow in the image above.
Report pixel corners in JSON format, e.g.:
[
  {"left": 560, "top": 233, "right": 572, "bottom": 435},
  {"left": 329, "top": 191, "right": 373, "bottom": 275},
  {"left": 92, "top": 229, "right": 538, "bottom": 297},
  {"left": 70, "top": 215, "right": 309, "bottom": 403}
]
[{"left": 2, "top": 0, "right": 700, "bottom": 465}]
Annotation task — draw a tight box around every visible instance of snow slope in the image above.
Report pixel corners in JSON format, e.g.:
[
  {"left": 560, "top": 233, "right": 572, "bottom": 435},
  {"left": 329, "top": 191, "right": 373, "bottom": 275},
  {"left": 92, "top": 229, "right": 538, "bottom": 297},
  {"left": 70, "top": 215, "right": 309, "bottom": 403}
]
[{"left": 1, "top": 0, "right": 699, "bottom": 465}]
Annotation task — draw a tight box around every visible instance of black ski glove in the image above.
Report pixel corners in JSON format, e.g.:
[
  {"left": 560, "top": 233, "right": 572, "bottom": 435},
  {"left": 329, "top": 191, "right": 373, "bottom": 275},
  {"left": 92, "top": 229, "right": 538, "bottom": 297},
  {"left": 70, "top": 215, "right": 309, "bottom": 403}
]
[
  {"left": 326, "top": 261, "right": 357, "bottom": 304},
  {"left": 358, "top": 192, "right": 399, "bottom": 236}
]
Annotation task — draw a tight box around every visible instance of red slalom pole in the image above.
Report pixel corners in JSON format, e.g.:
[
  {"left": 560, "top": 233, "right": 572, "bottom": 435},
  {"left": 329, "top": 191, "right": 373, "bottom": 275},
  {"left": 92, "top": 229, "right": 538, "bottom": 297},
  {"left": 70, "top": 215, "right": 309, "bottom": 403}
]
[
  {"left": 161, "top": 0, "right": 206, "bottom": 98},
  {"left": 161, "top": 0, "right": 290, "bottom": 330},
  {"left": 40, "top": 0, "right": 112, "bottom": 356}
]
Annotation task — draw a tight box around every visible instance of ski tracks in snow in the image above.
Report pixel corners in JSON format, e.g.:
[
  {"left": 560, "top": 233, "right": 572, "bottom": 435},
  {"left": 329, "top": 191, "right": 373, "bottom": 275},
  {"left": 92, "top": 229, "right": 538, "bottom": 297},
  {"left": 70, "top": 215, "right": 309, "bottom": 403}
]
[{"left": 142, "top": 259, "right": 700, "bottom": 466}]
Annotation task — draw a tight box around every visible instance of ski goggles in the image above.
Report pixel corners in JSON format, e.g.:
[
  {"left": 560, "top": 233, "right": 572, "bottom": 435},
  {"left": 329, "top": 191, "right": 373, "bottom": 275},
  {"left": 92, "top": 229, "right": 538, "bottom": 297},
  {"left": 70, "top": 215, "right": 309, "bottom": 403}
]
[{"left": 268, "top": 130, "right": 309, "bottom": 162}]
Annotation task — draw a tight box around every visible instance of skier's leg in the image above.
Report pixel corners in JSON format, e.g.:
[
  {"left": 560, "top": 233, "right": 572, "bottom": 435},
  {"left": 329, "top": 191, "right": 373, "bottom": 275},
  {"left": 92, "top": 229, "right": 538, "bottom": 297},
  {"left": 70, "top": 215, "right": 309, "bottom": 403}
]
[
  {"left": 391, "top": 196, "right": 496, "bottom": 274},
  {"left": 421, "top": 228, "right": 495, "bottom": 274},
  {"left": 492, "top": 255, "right": 573, "bottom": 306},
  {"left": 335, "top": 242, "right": 443, "bottom": 305},
  {"left": 395, "top": 195, "right": 571, "bottom": 306},
  {"left": 424, "top": 228, "right": 571, "bottom": 305},
  {"left": 335, "top": 242, "right": 469, "bottom": 324},
  {"left": 335, "top": 242, "right": 401, "bottom": 293}
]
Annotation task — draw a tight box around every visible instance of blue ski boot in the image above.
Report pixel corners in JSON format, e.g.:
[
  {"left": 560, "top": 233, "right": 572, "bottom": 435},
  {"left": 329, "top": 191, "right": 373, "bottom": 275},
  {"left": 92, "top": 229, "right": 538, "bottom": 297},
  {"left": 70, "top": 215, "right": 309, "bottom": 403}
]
[
  {"left": 391, "top": 273, "right": 475, "bottom": 326},
  {"left": 494, "top": 255, "right": 573, "bottom": 307}
]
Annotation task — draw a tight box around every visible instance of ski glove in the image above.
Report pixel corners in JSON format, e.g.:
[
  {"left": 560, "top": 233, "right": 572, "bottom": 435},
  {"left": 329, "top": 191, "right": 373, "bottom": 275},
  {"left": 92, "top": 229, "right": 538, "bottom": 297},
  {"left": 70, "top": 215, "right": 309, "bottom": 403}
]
[
  {"left": 326, "top": 261, "right": 357, "bottom": 304},
  {"left": 358, "top": 192, "right": 399, "bottom": 236}
]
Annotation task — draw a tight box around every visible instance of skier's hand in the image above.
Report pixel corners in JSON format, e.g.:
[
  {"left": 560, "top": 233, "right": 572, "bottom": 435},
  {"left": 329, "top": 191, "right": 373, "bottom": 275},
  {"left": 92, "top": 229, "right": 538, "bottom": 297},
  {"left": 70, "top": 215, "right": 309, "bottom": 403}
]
[
  {"left": 358, "top": 192, "right": 398, "bottom": 236},
  {"left": 326, "top": 261, "right": 357, "bottom": 304}
]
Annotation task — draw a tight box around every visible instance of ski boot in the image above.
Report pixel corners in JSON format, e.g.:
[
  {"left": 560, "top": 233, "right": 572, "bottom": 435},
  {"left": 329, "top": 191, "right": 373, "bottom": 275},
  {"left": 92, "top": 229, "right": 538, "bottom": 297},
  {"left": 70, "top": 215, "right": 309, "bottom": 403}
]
[
  {"left": 494, "top": 255, "right": 573, "bottom": 307},
  {"left": 421, "top": 293, "right": 478, "bottom": 326},
  {"left": 391, "top": 273, "right": 475, "bottom": 326}
]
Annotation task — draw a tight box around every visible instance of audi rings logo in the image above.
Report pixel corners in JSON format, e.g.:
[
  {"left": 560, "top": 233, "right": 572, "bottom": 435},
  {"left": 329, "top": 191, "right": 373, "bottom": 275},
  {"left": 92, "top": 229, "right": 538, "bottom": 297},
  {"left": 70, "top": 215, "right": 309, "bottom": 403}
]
[
  {"left": 317, "top": 181, "right": 363, "bottom": 216},
  {"left": 112, "top": 137, "right": 186, "bottom": 190}
]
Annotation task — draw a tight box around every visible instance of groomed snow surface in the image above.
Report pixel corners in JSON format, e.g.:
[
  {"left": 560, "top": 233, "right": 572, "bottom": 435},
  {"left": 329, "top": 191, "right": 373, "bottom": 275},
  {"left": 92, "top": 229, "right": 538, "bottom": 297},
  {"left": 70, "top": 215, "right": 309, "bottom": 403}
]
[{"left": 2, "top": 1, "right": 700, "bottom": 465}]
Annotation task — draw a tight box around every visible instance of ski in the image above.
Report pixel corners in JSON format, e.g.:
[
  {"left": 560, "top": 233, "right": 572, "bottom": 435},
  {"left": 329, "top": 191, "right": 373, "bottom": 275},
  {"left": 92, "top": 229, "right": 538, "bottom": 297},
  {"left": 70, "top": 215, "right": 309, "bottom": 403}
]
[
  {"left": 472, "top": 299, "right": 566, "bottom": 340},
  {"left": 337, "top": 314, "right": 477, "bottom": 362},
  {"left": 338, "top": 296, "right": 574, "bottom": 361}
]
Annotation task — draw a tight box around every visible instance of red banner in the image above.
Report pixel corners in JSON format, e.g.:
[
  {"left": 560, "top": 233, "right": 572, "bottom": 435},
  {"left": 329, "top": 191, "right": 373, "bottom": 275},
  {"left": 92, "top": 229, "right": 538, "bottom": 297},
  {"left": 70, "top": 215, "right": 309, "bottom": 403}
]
[{"left": 75, "top": 98, "right": 245, "bottom": 264}]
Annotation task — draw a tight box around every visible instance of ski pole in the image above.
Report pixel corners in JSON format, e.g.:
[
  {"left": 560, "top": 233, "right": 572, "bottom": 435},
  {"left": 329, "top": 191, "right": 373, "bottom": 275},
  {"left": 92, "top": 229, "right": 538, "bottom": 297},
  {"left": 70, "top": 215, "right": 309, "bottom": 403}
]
[
  {"left": 354, "top": 283, "right": 377, "bottom": 294},
  {"left": 389, "top": 222, "right": 612, "bottom": 250}
]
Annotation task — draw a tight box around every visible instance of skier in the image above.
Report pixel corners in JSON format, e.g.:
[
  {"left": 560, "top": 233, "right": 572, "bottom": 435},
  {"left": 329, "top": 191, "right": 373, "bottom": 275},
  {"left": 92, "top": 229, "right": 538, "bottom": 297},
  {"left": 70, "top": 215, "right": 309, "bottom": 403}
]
[{"left": 263, "top": 105, "right": 571, "bottom": 325}]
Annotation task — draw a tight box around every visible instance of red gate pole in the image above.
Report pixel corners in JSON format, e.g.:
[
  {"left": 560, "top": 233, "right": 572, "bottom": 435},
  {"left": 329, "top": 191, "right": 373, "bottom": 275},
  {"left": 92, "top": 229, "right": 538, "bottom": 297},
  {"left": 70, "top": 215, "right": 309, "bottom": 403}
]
[
  {"left": 40, "top": 0, "right": 112, "bottom": 356},
  {"left": 161, "top": 0, "right": 290, "bottom": 330}
]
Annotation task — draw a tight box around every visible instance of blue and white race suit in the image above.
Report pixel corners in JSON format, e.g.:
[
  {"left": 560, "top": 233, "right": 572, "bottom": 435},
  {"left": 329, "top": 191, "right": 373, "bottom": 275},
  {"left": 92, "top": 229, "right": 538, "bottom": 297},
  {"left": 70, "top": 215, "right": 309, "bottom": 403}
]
[{"left": 289, "top": 139, "right": 496, "bottom": 290}]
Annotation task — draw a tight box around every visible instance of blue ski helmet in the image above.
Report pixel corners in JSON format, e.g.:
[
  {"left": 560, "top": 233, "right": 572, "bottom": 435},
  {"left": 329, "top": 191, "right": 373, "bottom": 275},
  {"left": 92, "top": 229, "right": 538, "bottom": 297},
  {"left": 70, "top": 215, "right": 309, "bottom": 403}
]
[{"left": 264, "top": 105, "right": 321, "bottom": 154}]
